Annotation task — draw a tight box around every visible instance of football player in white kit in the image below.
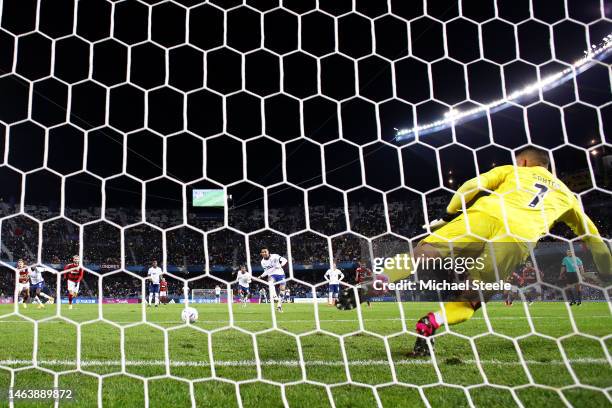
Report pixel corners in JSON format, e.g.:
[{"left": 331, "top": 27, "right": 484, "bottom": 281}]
[
  {"left": 29, "top": 265, "right": 55, "bottom": 308},
  {"left": 258, "top": 287, "right": 268, "bottom": 304},
  {"left": 214, "top": 285, "right": 221, "bottom": 303},
  {"left": 258, "top": 248, "right": 288, "bottom": 312},
  {"left": 236, "top": 266, "right": 251, "bottom": 307},
  {"left": 147, "top": 260, "right": 163, "bottom": 307},
  {"left": 324, "top": 263, "right": 345, "bottom": 306}
]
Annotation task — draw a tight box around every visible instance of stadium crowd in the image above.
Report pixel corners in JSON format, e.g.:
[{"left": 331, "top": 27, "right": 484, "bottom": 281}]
[
  {"left": 3, "top": 199, "right": 609, "bottom": 267},
  {"left": 1, "top": 191, "right": 609, "bottom": 302}
]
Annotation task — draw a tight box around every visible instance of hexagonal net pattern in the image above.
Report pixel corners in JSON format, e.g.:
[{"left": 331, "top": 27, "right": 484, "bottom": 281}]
[{"left": 0, "top": 0, "right": 610, "bottom": 407}]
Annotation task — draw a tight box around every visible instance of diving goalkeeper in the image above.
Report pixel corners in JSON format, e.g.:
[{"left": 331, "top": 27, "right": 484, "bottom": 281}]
[{"left": 337, "top": 147, "right": 611, "bottom": 356}]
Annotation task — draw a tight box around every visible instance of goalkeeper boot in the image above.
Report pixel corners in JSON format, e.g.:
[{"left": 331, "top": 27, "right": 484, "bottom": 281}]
[
  {"left": 336, "top": 275, "right": 389, "bottom": 311},
  {"left": 411, "top": 313, "right": 440, "bottom": 357}
]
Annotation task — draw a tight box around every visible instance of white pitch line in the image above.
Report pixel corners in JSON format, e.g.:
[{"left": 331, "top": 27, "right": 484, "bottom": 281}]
[{"left": 0, "top": 358, "right": 608, "bottom": 367}]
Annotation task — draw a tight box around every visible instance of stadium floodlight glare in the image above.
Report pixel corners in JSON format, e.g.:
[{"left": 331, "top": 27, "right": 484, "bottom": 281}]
[{"left": 395, "top": 34, "right": 612, "bottom": 141}]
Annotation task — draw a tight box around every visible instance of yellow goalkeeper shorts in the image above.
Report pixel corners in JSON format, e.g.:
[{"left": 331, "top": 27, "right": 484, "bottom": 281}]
[{"left": 421, "top": 211, "right": 530, "bottom": 282}]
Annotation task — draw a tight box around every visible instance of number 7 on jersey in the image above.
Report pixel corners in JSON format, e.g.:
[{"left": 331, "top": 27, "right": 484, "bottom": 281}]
[{"left": 528, "top": 182, "right": 549, "bottom": 208}]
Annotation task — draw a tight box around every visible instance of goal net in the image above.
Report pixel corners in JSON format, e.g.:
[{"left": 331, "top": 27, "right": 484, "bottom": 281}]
[{"left": 0, "top": 0, "right": 610, "bottom": 407}]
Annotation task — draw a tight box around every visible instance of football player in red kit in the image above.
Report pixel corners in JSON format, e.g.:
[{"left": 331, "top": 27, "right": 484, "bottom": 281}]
[
  {"left": 64, "top": 255, "right": 84, "bottom": 310},
  {"left": 159, "top": 277, "right": 168, "bottom": 305},
  {"left": 16, "top": 259, "right": 31, "bottom": 309},
  {"left": 521, "top": 260, "right": 540, "bottom": 305},
  {"left": 355, "top": 260, "right": 373, "bottom": 308}
]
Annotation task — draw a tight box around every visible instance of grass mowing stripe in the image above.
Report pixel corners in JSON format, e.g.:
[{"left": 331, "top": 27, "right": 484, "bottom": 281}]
[
  {"left": 0, "top": 358, "right": 609, "bottom": 367},
  {"left": 1, "top": 303, "right": 609, "bottom": 406}
]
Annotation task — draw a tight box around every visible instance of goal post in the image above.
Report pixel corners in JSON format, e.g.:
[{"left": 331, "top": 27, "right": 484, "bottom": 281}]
[{"left": 190, "top": 288, "right": 232, "bottom": 304}]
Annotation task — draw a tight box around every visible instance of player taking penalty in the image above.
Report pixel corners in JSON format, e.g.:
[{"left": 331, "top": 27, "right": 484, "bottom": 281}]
[
  {"left": 64, "top": 255, "right": 84, "bottom": 310},
  {"left": 258, "top": 248, "right": 288, "bottom": 312},
  {"left": 337, "top": 147, "right": 612, "bottom": 356}
]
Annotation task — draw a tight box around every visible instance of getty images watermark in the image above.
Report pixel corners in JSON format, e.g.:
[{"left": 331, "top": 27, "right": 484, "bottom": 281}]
[{"left": 370, "top": 254, "right": 512, "bottom": 291}]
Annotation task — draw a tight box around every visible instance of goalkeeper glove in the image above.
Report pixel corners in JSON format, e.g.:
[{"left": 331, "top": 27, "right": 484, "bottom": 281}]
[
  {"left": 422, "top": 218, "right": 447, "bottom": 231},
  {"left": 422, "top": 213, "right": 457, "bottom": 231}
]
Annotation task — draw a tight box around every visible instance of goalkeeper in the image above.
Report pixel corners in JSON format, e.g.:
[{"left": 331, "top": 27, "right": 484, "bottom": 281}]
[{"left": 337, "top": 147, "right": 611, "bottom": 356}]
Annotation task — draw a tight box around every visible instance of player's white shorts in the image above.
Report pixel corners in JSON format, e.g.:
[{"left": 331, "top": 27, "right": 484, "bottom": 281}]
[
  {"left": 67, "top": 280, "right": 80, "bottom": 294},
  {"left": 31, "top": 281, "right": 45, "bottom": 291},
  {"left": 160, "top": 291, "right": 167, "bottom": 297},
  {"left": 16, "top": 282, "right": 30, "bottom": 293}
]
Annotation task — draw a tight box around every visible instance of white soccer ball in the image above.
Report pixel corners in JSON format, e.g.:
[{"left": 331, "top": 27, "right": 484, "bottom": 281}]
[{"left": 181, "top": 307, "right": 198, "bottom": 324}]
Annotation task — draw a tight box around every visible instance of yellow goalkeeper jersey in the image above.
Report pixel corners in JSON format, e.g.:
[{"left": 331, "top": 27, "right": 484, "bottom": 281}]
[{"left": 447, "top": 165, "right": 598, "bottom": 243}]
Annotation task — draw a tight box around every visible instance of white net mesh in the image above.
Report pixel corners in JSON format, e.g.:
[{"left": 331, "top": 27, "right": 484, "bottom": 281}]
[{"left": 0, "top": 0, "right": 610, "bottom": 407}]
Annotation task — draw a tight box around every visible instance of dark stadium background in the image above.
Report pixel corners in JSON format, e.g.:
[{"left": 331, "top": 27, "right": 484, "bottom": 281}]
[{"left": 0, "top": 0, "right": 610, "bottom": 299}]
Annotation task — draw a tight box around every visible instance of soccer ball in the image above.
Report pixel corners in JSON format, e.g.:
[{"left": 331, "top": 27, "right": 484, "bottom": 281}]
[{"left": 181, "top": 307, "right": 198, "bottom": 323}]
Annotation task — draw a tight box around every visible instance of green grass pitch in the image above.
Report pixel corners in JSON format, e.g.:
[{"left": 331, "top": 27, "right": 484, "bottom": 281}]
[{"left": 0, "top": 301, "right": 610, "bottom": 407}]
